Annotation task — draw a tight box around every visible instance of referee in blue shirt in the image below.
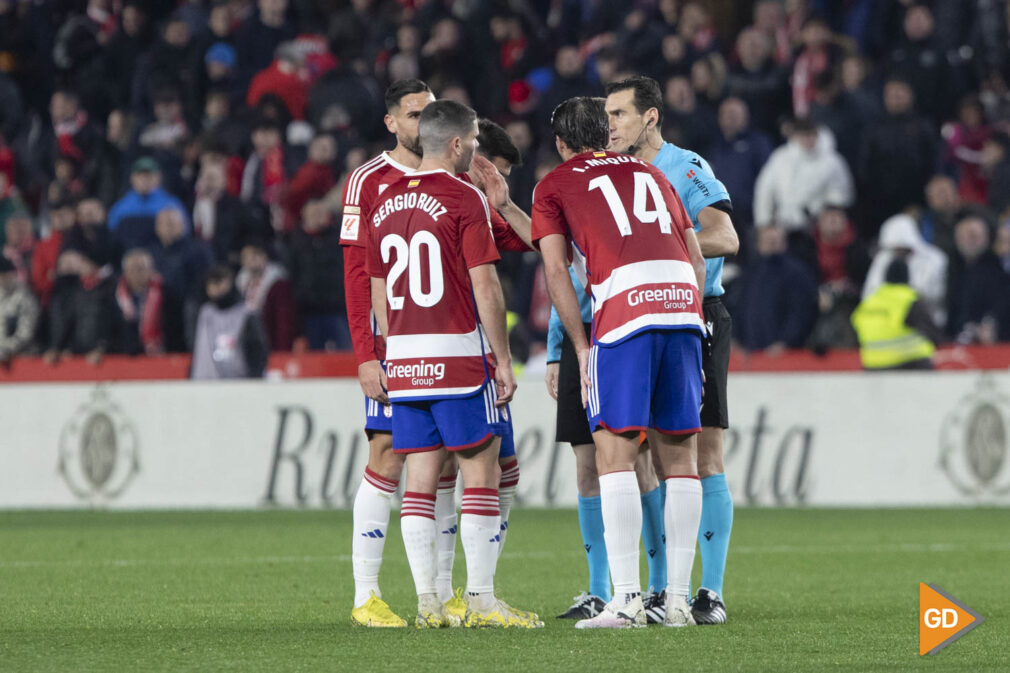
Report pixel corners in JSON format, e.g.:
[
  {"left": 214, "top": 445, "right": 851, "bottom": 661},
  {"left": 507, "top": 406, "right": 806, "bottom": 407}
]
[{"left": 605, "top": 76, "right": 739, "bottom": 625}]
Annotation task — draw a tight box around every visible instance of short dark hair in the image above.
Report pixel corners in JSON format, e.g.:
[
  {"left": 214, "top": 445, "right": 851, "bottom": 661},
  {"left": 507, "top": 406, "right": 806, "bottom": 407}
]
[
  {"left": 885, "top": 259, "right": 910, "bottom": 284},
  {"left": 418, "top": 99, "right": 477, "bottom": 156},
  {"left": 205, "top": 263, "right": 233, "bottom": 284},
  {"left": 477, "top": 118, "right": 522, "bottom": 166},
  {"left": 606, "top": 76, "right": 664, "bottom": 126},
  {"left": 551, "top": 97, "right": 609, "bottom": 152},
  {"left": 385, "top": 79, "right": 431, "bottom": 113},
  {"left": 792, "top": 117, "right": 818, "bottom": 134}
]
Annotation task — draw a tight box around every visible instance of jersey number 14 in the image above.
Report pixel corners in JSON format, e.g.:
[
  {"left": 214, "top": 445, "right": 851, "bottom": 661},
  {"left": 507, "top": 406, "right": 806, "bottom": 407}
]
[{"left": 588, "top": 172, "right": 672, "bottom": 236}]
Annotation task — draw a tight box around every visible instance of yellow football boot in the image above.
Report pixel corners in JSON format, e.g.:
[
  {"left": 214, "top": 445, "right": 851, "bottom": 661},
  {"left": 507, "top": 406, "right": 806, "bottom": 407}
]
[
  {"left": 350, "top": 592, "right": 408, "bottom": 628},
  {"left": 463, "top": 596, "right": 544, "bottom": 629},
  {"left": 443, "top": 588, "right": 467, "bottom": 627},
  {"left": 415, "top": 593, "right": 451, "bottom": 628}
]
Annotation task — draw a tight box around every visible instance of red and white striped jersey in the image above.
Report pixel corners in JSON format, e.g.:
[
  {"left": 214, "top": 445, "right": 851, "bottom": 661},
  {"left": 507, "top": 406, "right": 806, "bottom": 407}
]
[
  {"left": 531, "top": 150, "right": 703, "bottom": 345},
  {"left": 340, "top": 152, "right": 415, "bottom": 364},
  {"left": 340, "top": 152, "right": 415, "bottom": 247},
  {"left": 366, "top": 169, "right": 500, "bottom": 400}
]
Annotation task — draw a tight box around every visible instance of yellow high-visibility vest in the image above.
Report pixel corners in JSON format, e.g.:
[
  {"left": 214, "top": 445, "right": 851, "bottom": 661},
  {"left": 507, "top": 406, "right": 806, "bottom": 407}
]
[{"left": 850, "top": 283, "right": 935, "bottom": 369}]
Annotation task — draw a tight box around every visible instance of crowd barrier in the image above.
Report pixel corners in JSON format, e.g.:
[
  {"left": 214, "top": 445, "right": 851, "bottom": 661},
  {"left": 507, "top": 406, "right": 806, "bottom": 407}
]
[{"left": 2, "top": 347, "right": 1009, "bottom": 509}]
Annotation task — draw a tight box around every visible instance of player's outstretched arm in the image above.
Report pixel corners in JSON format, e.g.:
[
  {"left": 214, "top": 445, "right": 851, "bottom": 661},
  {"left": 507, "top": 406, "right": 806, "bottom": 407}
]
[
  {"left": 685, "top": 228, "right": 707, "bottom": 296},
  {"left": 472, "top": 155, "right": 533, "bottom": 248},
  {"left": 540, "top": 233, "right": 592, "bottom": 407},
  {"left": 696, "top": 206, "right": 739, "bottom": 258}
]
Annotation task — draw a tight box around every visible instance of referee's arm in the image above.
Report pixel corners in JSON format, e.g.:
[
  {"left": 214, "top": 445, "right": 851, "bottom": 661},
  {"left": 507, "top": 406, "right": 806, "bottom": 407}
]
[{"left": 696, "top": 203, "right": 739, "bottom": 258}]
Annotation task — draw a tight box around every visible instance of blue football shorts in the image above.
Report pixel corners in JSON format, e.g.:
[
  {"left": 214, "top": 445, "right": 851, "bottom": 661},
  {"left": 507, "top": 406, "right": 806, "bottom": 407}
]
[{"left": 586, "top": 329, "right": 703, "bottom": 435}]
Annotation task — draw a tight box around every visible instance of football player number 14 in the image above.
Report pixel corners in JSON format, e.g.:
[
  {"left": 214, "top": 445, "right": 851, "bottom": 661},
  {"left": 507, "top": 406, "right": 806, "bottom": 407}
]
[
  {"left": 588, "top": 171, "right": 673, "bottom": 236},
  {"left": 381, "top": 231, "right": 444, "bottom": 309}
]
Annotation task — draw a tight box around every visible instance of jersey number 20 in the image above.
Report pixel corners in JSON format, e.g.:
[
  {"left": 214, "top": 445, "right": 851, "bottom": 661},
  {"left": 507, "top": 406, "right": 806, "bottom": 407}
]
[
  {"left": 588, "top": 172, "right": 672, "bottom": 236},
  {"left": 380, "top": 231, "right": 444, "bottom": 309}
]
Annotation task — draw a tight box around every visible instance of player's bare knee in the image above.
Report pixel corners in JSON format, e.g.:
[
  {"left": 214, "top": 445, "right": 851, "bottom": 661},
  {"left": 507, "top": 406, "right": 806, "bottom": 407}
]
[
  {"left": 456, "top": 438, "right": 499, "bottom": 488},
  {"left": 367, "top": 432, "right": 402, "bottom": 481},
  {"left": 697, "top": 428, "right": 725, "bottom": 478},
  {"left": 634, "top": 451, "right": 659, "bottom": 492}
]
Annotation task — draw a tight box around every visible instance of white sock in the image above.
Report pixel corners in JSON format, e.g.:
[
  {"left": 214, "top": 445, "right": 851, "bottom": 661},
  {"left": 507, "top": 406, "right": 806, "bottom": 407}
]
[
  {"left": 664, "top": 476, "right": 702, "bottom": 599},
  {"left": 460, "top": 488, "right": 500, "bottom": 596},
  {"left": 435, "top": 473, "right": 458, "bottom": 602},
  {"left": 400, "top": 491, "right": 438, "bottom": 596},
  {"left": 599, "top": 471, "right": 642, "bottom": 598},
  {"left": 352, "top": 468, "right": 397, "bottom": 607},
  {"left": 497, "top": 459, "right": 519, "bottom": 558}
]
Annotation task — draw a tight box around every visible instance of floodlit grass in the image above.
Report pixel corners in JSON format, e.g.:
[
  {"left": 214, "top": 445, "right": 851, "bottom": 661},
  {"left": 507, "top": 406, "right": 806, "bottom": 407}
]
[{"left": 0, "top": 509, "right": 1007, "bottom": 672}]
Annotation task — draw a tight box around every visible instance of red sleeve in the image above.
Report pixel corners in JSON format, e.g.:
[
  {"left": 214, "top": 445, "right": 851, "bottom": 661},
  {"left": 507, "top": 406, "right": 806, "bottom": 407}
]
[
  {"left": 339, "top": 171, "right": 369, "bottom": 247},
  {"left": 343, "top": 244, "right": 378, "bottom": 364},
  {"left": 649, "top": 164, "right": 693, "bottom": 232},
  {"left": 490, "top": 206, "right": 532, "bottom": 252},
  {"left": 530, "top": 175, "right": 568, "bottom": 248},
  {"left": 460, "top": 192, "right": 500, "bottom": 269}
]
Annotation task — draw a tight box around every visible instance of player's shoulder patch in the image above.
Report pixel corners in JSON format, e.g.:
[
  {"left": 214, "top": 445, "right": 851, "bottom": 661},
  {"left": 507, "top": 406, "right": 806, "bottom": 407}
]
[{"left": 340, "top": 209, "right": 361, "bottom": 241}]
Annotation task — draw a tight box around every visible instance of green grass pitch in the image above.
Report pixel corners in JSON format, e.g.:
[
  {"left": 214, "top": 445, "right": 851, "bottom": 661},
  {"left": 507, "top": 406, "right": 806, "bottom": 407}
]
[{"left": 1, "top": 508, "right": 1007, "bottom": 672}]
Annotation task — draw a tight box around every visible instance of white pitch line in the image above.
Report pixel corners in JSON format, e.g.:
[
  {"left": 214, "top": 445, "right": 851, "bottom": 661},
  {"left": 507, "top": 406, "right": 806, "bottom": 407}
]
[{"left": 1, "top": 542, "right": 1008, "bottom": 570}]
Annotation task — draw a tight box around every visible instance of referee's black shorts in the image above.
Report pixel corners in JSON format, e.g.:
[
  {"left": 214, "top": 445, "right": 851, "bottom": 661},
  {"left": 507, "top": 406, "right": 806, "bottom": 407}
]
[
  {"left": 701, "top": 296, "right": 731, "bottom": 429},
  {"left": 555, "top": 323, "right": 594, "bottom": 446}
]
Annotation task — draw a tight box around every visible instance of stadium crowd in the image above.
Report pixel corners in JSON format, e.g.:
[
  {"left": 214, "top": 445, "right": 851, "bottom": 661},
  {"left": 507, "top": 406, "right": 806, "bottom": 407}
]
[{"left": 1, "top": 0, "right": 1010, "bottom": 367}]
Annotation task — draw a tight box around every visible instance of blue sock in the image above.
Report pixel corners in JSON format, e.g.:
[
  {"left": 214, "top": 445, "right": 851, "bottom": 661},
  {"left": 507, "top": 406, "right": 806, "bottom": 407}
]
[
  {"left": 698, "top": 473, "right": 733, "bottom": 597},
  {"left": 577, "top": 494, "right": 611, "bottom": 601},
  {"left": 640, "top": 486, "right": 666, "bottom": 592}
]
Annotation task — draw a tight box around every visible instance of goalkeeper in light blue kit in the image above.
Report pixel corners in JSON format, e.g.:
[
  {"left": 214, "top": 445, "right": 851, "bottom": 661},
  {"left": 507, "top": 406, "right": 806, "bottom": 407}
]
[{"left": 604, "top": 76, "right": 739, "bottom": 625}]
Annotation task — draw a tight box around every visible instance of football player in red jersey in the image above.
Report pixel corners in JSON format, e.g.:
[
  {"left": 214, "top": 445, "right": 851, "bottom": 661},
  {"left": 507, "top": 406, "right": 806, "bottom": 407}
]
[
  {"left": 533, "top": 97, "right": 707, "bottom": 629},
  {"left": 368, "top": 100, "right": 541, "bottom": 628},
  {"left": 344, "top": 86, "right": 535, "bottom": 627},
  {"left": 343, "top": 80, "right": 433, "bottom": 628}
]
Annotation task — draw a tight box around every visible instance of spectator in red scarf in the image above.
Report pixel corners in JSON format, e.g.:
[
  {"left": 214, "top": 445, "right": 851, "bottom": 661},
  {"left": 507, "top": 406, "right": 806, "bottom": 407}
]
[
  {"left": 247, "top": 42, "right": 309, "bottom": 121},
  {"left": 116, "top": 248, "right": 164, "bottom": 355},
  {"left": 236, "top": 237, "right": 296, "bottom": 351},
  {"left": 15, "top": 90, "right": 99, "bottom": 203},
  {"left": 282, "top": 134, "right": 335, "bottom": 232},
  {"left": 941, "top": 96, "right": 991, "bottom": 205},
  {"left": 808, "top": 202, "right": 871, "bottom": 350},
  {"left": 815, "top": 202, "right": 870, "bottom": 287},
  {"left": 31, "top": 198, "right": 77, "bottom": 307},
  {"left": 44, "top": 246, "right": 120, "bottom": 365},
  {"left": 791, "top": 17, "right": 843, "bottom": 118},
  {"left": 240, "top": 119, "right": 287, "bottom": 231}
]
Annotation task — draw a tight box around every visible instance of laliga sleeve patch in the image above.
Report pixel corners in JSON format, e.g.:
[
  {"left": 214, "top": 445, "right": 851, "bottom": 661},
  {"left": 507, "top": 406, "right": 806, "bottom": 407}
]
[{"left": 341, "top": 210, "right": 361, "bottom": 241}]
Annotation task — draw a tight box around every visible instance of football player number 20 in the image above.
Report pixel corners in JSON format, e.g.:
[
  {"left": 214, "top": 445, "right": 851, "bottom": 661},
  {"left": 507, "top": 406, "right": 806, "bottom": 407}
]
[
  {"left": 380, "top": 231, "right": 444, "bottom": 309},
  {"left": 588, "top": 172, "right": 672, "bottom": 236}
]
